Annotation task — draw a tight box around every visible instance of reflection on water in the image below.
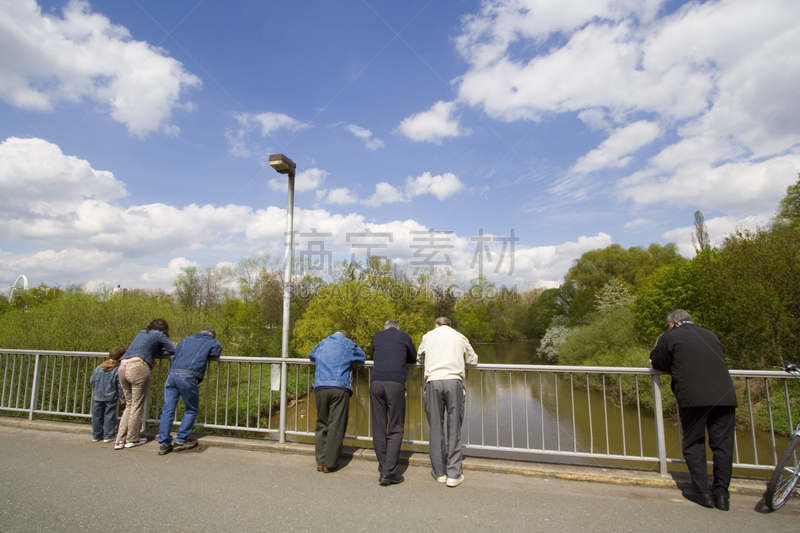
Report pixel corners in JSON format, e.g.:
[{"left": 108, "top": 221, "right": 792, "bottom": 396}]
[{"left": 279, "top": 341, "right": 789, "bottom": 475}]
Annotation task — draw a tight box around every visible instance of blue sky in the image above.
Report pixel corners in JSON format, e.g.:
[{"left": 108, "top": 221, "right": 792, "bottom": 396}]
[{"left": 2, "top": 0, "right": 799, "bottom": 293}]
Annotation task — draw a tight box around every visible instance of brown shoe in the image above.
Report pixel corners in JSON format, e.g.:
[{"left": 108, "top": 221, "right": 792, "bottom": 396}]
[{"left": 173, "top": 439, "right": 198, "bottom": 452}]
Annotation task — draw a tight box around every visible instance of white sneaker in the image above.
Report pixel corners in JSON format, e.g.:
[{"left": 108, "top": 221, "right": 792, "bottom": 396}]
[
  {"left": 431, "top": 471, "right": 447, "bottom": 483},
  {"left": 92, "top": 437, "right": 101, "bottom": 442},
  {"left": 114, "top": 441, "right": 124, "bottom": 450},
  {"left": 446, "top": 475, "right": 465, "bottom": 487},
  {"left": 124, "top": 438, "right": 147, "bottom": 448},
  {"left": 103, "top": 438, "right": 114, "bottom": 443}
]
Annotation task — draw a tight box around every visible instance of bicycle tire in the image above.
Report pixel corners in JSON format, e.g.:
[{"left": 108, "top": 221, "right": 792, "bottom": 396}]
[{"left": 766, "top": 434, "right": 800, "bottom": 511}]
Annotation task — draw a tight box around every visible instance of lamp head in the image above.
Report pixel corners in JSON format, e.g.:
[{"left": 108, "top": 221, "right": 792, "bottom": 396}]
[{"left": 269, "top": 153, "right": 296, "bottom": 175}]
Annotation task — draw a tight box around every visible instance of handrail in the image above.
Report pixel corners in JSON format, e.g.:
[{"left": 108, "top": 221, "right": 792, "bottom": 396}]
[{"left": 1, "top": 348, "right": 796, "bottom": 478}]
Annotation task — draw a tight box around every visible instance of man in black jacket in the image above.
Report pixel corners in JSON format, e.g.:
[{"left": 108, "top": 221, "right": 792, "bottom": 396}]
[
  {"left": 650, "top": 310, "right": 738, "bottom": 511},
  {"left": 370, "top": 320, "right": 417, "bottom": 486}
]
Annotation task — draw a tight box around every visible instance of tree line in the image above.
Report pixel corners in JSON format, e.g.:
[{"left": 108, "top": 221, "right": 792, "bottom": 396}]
[{"left": 2, "top": 175, "right": 800, "bottom": 373}]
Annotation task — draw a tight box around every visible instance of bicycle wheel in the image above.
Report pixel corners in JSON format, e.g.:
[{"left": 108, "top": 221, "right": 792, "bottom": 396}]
[{"left": 766, "top": 434, "right": 800, "bottom": 511}]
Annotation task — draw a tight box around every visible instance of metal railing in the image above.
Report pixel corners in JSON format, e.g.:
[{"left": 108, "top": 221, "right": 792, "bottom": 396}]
[{"left": 1, "top": 348, "right": 797, "bottom": 477}]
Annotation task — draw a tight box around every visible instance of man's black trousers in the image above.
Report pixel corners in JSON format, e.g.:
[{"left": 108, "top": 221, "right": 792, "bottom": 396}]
[
  {"left": 315, "top": 388, "right": 350, "bottom": 469},
  {"left": 679, "top": 405, "right": 736, "bottom": 497},
  {"left": 369, "top": 380, "right": 406, "bottom": 477}
]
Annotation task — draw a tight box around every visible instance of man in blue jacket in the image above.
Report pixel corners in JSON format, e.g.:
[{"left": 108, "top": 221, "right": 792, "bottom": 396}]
[
  {"left": 158, "top": 328, "right": 222, "bottom": 455},
  {"left": 310, "top": 330, "right": 366, "bottom": 472},
  {"left": 370, "top": 320, "right": 417, "bottom": 486}
]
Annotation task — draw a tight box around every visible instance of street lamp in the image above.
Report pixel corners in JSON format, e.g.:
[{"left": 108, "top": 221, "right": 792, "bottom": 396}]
[{"left": 269, "top": 153, "right": 296, "bottom": 444}]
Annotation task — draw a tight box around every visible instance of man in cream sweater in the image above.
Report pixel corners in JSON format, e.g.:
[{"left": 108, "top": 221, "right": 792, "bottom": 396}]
[{"left": 417, "top": 317, "right": 478, "bottom": 487}]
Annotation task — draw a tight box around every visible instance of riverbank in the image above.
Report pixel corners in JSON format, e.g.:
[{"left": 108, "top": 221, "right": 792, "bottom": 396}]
[{"left": 0, "top": 415, "right": 770, "bottom": 497}]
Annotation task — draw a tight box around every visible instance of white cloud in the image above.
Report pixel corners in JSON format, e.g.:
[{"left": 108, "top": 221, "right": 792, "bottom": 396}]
[
  {"left": 227, "top": 111, "right": 308, "bottom": 159},
  {"left": 571, "top": 121, "right": 662, "bottom": 175},
  {"left": 0, "top": 0, "right": 201, "bottom": 137},
  {"left": 397, "top": 101, "right": 470, "bottom": 143},
  {"left": 661, "top": 215, "right": 770, "bottom": 257},
  {"left": 513, "top": 232, "right": 614, "bottom": 286},
  {"left": 623, "top": 218, "right": 656, "bottom": 231},
  {"left": 618, "top": 154, "right": 800, "bottom": 216},
  {"left": 345, "top": 124, "right": 384, "bottom": 150},
  {"left": 325, "top": 187, "right": 359, "bottom": 205},
  {"left": 449, "top": 0, "right": 800, "bottom": 231},
  {"left": 0, "top": 136, "right": 614, "bottom": 292},
  {"left": 268, "top": 168, "right": 328, "bottom": 193},
  {"left": 362, "top": 172, "right": 465, "bottom": 206},
  {"left": 362, "top": 182, "right": 403, "bottom": 207},
  {"left": 404, "top": 172, "right": 464, "bottom": 201},
  {"left": 0, "top": 136, "right": 127, "bottom": 218}
]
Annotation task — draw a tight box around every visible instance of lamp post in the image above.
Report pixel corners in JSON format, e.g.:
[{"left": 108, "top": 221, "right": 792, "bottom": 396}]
[{"left": 269, "top": 153, "right": 296, "bottom": 444}]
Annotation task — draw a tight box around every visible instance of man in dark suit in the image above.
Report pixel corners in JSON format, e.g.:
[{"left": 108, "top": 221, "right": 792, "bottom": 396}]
[
  {"left": 370, "top": 320, "right": 417, "bottom": 486},
  {"left": 650, "top": 310, "right": 738, "bottom": 511}
]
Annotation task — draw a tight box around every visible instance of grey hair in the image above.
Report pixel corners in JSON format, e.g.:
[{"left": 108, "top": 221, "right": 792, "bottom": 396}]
[
  {"left": 384, "top": 320, "right": 399, "bottom": 330},
  {"left": 667, "top": 310, "right": 692, "bottom": 325},
  {"left": 435, "top": 317, "right": 452, "bottom": 327},
  {"left": 202, "top": 328, "right": 217, "bottom": 339}
]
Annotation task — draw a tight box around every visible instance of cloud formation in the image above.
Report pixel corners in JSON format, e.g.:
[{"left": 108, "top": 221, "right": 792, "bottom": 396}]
[
  {"left": 451, "top": 0, "right": 800, "bottom": 219},
  {"left": 345, "top": 124, "right": 385, "bottom": 150},
  {"left": 0, "top": 0, "right": 201, "bottom": 137},
  {"left": 397, "top": 101, "right": 470, "bottom": 143},
  {"left": 362, "top": 172, "right": 464, "bottom": 206}
]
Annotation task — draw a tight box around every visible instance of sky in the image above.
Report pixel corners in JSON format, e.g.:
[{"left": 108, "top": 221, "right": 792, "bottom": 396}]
[{"left": 1, "top": 0, "right": 799, "bottom": 294}]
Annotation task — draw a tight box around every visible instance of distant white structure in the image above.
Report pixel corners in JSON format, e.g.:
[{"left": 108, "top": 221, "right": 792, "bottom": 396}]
[{"left": 9, "top": 275, "right": 28, "bottom": 302}]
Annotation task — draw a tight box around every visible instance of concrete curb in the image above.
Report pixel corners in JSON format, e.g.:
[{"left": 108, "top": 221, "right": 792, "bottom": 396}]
[{"left": 0, "top": 416, "right": 768, "bottom": 496}]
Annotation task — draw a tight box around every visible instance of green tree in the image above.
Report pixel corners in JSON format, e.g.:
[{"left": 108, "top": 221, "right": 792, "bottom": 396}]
[
  {"left": 692, "top": 210, "right": 710, "bottom": 253},
  {"left": 562, "top": 243, "right": 685, "bottom": 324},
  {"left": 173, "top": 267, "right": 201, "bottom": 309},
  {"left": 775, "top": 173, "right": 800, "bottom": 224}
]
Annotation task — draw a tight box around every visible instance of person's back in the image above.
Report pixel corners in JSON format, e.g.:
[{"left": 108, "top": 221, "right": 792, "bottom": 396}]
[
  {"left": 170, "top": 331, "right": 222, "bottom": 382},
  {"left": 418, "top": 324, "right": 477, "bottom": 382},
  {"left": 650, "top": 322, "right": 736, "bottom": 408},
  {"left": 310, "top": 331, "right": 366, "bottom": 391},
  {"left": 372, "top": 327, "right": 416, "bottom": 383}
]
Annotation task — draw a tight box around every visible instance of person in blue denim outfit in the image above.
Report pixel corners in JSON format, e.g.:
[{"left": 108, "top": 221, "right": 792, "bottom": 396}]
[
  {"left": 309, "top": 330, "right": 366, "bottom": 472},
  {"left": 90, "top": 346, "right": 127, "bottom": 442},
  {"left": 158, "top": 328, "right": 222, "bottom": 455},
  {"left": 116, "top": 319, "right": 176, "bottom": 449}
]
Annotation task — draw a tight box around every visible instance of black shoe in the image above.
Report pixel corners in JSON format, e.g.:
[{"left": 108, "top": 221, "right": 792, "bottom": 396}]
[
  {"left": 379, "top": 474, "right": 404, "bottom": 486},
  {"left": 320, "top": 465, "right": 335, "bottom": 473},
  {"left": 713, "top": 493, "right": 730, "bottom": 511},
  {"left": 317, "top": 465, "right": 324, "bottom": 472},
  {"left": 681, "top": 489, "right": 714, "bottom": 508},
  {"left": 158, "top": 442, "right": 173, "bottom": 455}
]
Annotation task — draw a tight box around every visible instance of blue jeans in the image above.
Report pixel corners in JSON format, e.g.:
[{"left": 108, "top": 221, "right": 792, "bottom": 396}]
[
  {"left": 158, "top": 372, "right": 200, "bottom": 444},
  {"left": 92, "top": 399, "right": 118, "bottom": 440}
]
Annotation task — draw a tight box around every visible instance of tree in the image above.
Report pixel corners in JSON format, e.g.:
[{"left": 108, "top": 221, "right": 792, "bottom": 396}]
[
  {"left": 562, "top": 243, "right": 685, "bottom": 323},
  {"left": 173, "top": 267, "right": 201, "bottom": 309},
  {"left": 775, "top": 173, "right": 800, "bottom": 224},
  {"left": 691, "top": 210, "right": 710, "bottom": 253}
]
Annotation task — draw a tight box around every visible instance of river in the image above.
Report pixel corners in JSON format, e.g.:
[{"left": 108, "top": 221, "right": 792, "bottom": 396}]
[{"left": 278, "top": 341, "right": 788, "bottom": 476}]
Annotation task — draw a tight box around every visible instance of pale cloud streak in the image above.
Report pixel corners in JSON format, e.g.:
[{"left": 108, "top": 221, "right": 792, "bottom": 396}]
[{"left": 345, "top": 124, "right": 385, "bottom": 150}]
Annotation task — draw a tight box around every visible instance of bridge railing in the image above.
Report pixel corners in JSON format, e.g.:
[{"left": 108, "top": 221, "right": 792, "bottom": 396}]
[{"left": 1, "top": 349, "right": 796, "bottom": 477}]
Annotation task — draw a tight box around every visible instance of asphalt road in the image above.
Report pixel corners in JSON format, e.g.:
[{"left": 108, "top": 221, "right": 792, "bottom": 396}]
[{"left": 0, "top": 425, "right": 798, "bottom": 533}]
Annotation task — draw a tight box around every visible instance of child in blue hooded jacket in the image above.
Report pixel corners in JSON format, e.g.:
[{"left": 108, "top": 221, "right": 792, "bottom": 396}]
[{"left": 90, "top": 346, "right": 126, "bottom": 442}]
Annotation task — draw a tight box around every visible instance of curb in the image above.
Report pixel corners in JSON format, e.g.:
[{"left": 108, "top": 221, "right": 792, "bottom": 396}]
[{"left": 0, "top": 416, "right": 768, "bottom": 495}]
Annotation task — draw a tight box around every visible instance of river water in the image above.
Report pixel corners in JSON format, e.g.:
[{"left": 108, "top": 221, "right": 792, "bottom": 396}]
[{"left": 280, "top": 341, "right": 788, "bottom": 476}]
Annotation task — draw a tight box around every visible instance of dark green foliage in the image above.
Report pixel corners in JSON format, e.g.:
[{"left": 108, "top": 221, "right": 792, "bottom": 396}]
[{"left": 562, "top": 243, "right": 685, "bottom": 324}]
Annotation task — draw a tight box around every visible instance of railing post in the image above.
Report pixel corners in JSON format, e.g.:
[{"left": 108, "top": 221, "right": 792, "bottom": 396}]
[
  {"left": 651, "top": 372, "right": 668, "bottom": 477},
  {"left": 28, "top": 353, "right": 42, "bottom": 421}
]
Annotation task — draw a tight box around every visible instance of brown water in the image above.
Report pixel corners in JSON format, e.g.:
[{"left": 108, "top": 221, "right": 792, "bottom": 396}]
[{"left": 281, "top": 341, "right": 790, "bottom": 476}]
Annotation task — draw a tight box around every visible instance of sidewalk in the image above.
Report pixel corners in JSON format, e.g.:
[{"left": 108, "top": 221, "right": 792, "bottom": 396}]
[{"left": 0, "top": 416, "right": 769, "bottom": 496}]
